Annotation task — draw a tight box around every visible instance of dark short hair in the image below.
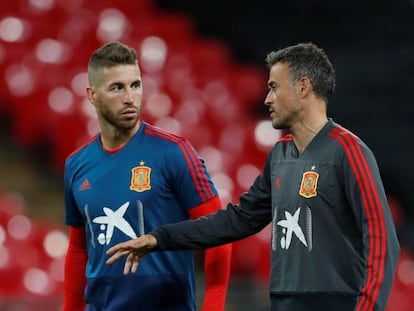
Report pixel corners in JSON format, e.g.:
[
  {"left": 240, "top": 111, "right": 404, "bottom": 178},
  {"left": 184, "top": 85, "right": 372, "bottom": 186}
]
[
  {"left": 265, "top": 42, "right": 336, "bottom": 103},
  {"left": 88, "top": 41, "right": 138, "bottom": 71}
]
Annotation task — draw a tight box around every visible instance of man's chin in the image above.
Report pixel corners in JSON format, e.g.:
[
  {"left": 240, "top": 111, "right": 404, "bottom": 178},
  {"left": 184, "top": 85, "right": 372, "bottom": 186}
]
[
  {"left": 272, "top": 122, "right": 288, "bottom": 130},
  {"left": 119, "top": 119, "right": 139, "bottom": 130}
]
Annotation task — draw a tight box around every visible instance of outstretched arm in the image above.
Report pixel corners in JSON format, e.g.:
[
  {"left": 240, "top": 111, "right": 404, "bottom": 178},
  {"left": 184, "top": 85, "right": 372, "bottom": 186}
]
[
  {"left": 107, "top": 162, "right": 274, "bottom": 272},
  {"left": 107, "top": 154, "right": 274, "bottom": 275}
]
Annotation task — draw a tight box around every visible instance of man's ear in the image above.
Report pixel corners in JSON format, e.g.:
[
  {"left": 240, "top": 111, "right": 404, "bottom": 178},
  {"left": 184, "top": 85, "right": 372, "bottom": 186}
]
[
  {"left": 86, "top": 86, "right": 97, "bottom": 105},
  {"left": 297, "top": 76, "right": 312, "bottom": 97}
]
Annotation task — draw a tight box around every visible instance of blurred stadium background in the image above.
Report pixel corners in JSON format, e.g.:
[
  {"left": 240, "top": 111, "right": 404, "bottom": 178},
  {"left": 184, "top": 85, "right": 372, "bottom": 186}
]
[{"left": 0, "top": 0, "right": 413, "bottom": 310}]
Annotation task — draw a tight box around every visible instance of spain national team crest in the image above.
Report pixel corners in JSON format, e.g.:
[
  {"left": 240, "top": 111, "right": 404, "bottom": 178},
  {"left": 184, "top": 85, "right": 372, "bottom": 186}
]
[
  {"left": 130, "top": 161, "right": 151, "bottom": 193},
  {"left": 299, "top": 169, "right": 319, "bottom": 198}
]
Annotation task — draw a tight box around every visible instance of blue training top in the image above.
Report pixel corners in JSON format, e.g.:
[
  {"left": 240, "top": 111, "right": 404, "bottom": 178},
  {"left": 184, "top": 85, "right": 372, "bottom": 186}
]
[{"left": 64, "top": 121, "right": 219, "bottom": 311}]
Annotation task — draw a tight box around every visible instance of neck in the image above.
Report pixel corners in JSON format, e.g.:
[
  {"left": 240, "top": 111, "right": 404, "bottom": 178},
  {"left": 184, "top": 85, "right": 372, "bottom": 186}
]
[
  {"left": 291, "top": 117, "right": 328, "bottom": 154},
  {"left": 100, "top": 121, "right": 141, "bottom": 150}
]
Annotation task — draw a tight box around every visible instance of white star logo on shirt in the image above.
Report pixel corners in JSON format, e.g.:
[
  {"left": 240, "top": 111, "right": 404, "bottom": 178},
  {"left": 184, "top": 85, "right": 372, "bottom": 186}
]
[
  {"left": 93, "top": 202, "right": 137, "bottom": 245},
  {"left": 277, "top": 207, "right": 308, "bottom": 249}
]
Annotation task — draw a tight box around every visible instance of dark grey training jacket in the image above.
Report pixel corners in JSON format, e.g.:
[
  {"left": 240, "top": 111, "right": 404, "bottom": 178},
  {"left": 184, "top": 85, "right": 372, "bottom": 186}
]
[{"left": 152, "top": 119, "right": 400, "bottom": 311}]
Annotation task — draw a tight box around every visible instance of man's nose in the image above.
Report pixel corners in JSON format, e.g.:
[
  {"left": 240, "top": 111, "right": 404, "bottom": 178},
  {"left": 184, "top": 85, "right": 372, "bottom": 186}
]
[
  {"left": 124, "top": 89, "right": 135, "bottom": 103},
  {"left": 264, "top": 90, "right": 272, "bottom": 106}
]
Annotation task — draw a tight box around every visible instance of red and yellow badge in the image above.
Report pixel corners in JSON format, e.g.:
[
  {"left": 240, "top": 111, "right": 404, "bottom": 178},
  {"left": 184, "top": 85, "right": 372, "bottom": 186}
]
[
  {"left": 130, "top": 161, "right": 151, "bottom": 193},
  {"left": 299, "top": 166, "right": 319, "bottom": 198}
]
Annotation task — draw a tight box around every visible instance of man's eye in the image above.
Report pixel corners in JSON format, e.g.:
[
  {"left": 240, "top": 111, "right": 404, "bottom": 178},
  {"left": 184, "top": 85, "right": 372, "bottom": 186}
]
[
  {"left": 132, "top": 82, "right": 141, "bottom": 89},
  {"left": 111, "top": 85, "right": 122, "bottom": 91}
]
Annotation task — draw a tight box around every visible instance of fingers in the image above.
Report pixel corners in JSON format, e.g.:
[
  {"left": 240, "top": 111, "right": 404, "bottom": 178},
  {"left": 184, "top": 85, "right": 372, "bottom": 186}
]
[
  {"left": 131, "top": 256, "right": 139, "bottom": 273},
  {"left": 106, "top": 240, "right": 131, "bottom": 256},
  {"left": 105, "top": 237, "right": 146, "bottom": 265},
  {"left": 106, "top": 249, "right": 130, "bottom": 265},
  {"left": 105, "top": 239, "right": 138, "bottom": 265},
  {"left": 123, "top": 253, "right": 134, "bottom": 275},
  {"left": 124, "top": 253, "right": 140, "bottom": 275},
  {"left": 105, "top": 235, "right": 157, "bottom": 268},
  {"left": 123, "top": 253, "right": 140, "bottom": 274}
]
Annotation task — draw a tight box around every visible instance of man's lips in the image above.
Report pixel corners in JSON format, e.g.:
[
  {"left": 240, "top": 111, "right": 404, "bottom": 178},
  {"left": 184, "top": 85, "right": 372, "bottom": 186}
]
[{"left": 121, "top": 109, "right": 137, "bottom": 118}]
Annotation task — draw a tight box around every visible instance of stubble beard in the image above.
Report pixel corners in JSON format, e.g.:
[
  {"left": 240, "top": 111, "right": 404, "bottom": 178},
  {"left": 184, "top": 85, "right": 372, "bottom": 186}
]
[
  {"left": 271, "top": 115, "right": 291, "bottom": 130},
  {"left": 272, "top": 119, "right": 289, "bottom": 130},
  {"left": 272, "top": 110, "right": 300, "bottom": 131},
  {"left": 102, "top": 106, "right": 140, "bottom": 133}
]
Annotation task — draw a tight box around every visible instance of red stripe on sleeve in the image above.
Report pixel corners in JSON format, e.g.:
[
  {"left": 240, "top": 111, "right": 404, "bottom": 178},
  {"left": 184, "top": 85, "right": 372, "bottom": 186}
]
[
  {"left": 178, "top": 138, "right": 215, "bottom": 200},
  {"left": 330, "top": 127, "right": 386, "bottom": 311},
  {"left": 144, "top": 125, "right": 215, "bottom": 201},
  {"left": 340, "top": 130, "right": 386, "bottom": 311}
]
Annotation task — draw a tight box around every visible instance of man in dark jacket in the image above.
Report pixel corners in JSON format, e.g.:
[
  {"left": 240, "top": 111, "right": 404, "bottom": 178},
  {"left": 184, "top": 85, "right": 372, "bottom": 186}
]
[{"left": 106, "top": 42, "right": 400, "bottom": 311}]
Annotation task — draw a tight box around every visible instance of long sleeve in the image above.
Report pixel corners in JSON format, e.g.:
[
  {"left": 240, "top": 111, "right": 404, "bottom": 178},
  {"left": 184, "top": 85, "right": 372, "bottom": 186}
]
[
  {"left": 335, "top": 131, "right": 400, "bottom": 310},
  {"left": 201, "top": 245, "right": 232, "bottom": 311},
  {"left": 152, "top": 155, "right": 274, "bottom": 251},
  {"left": 63, "top": 226, "right": 87, "bottom": 311},
  {"left": 188, "top": 196, "right": 232, "bottom": 311}
]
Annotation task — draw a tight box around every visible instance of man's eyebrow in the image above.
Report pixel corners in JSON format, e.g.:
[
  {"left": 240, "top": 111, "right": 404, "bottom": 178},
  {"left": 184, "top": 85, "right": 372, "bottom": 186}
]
[
  {"left": 108, "top": 81, "right": 124, "bottom": 87},
  {"left": 104, "top": 81, "right": 125, "bottom": 90}
]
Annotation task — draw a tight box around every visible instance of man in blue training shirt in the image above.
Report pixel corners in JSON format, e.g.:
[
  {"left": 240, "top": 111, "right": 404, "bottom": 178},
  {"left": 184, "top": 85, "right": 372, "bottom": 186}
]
[
  {"left": 63, "top": 41, "right": 232, "bottom": 311},
  {"left": 106, "top": 42, "right": 400, "bottom": 311}
]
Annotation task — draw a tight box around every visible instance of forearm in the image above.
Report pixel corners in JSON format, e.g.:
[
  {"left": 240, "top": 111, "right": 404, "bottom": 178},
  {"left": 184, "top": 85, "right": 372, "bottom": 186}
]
[
  {"left": 63, "top": 227, "right": 87, "bottom": 311},
  {"left": 202, "top": 244, "right": 232, "bottom": 311},
  {"left": 152, "top": 200, "right": 271, "bottom": 251}
]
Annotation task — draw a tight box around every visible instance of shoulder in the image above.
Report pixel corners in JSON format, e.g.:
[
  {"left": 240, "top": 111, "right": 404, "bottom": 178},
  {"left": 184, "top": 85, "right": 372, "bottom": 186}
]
[
  {"left": 142, "top": 123, "right": 191, "bottom": 146},
  {"left": 327, "top": 122, "right": 374, "bottom": 161},
  {"left": 141, "top": 123, "right": 199, "bottom": 165},
  {"left": 327, "top": 123, "right": 364, "bottom": 148},
  {"left": 65, "top": 135, "right": 97, "bottom": 167},
  {"left": 273, "top": 132, "right": 294, "bottom": 149}
]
